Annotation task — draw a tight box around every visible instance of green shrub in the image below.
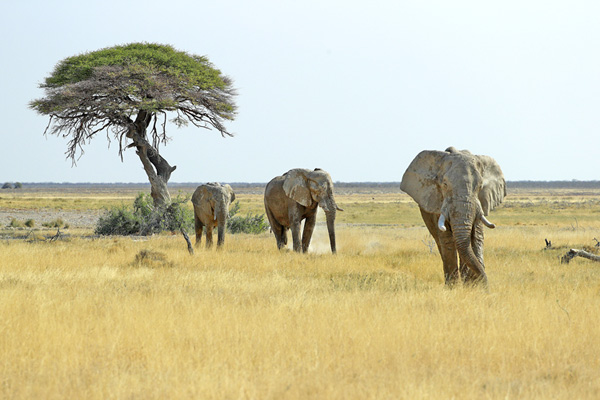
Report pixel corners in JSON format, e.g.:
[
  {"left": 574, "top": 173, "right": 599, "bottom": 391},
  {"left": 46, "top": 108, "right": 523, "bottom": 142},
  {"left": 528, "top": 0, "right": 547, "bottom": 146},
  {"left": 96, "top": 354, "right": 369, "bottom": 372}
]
[
  {"left": 95, "top": 193, "right": 194, "bottom": 236},
  {"left": 227, "top": 201, "right": 270, "bottom": 234},
  {"left": 25, "top": 219, "right": 35, "bottom": 227},
  {"left": 95, "top": 206, "right": 140, "bottom": 235}
]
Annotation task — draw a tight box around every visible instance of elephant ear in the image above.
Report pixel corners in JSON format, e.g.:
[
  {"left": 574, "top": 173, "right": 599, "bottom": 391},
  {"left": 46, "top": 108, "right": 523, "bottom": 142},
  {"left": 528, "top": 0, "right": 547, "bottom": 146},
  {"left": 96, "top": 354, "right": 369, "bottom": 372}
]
[
  {"left": 400, "top": 150, "right": 446, "bottom": 213},
  {"left": 223, "top": 184, "right": 235, "bottom": 203},
  {"left": 283, "top": 169, "right": 313, "bottom": 207},
  {"left": 476, "top": 155, "right": 506, "bottom": 215}
]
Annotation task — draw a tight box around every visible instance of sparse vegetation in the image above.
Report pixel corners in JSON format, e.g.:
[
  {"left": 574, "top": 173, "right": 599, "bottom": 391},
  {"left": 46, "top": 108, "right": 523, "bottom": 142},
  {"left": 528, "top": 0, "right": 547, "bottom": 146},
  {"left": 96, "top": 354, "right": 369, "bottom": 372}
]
[
  {"left": 1, "top": 184, "right": 600, "bottom": 399},
  {"left": 227, "top": 201, "right": 270, "bottom": 234},
  {"left": 42, "top": 218, "right": 64, "bottom": 228},
  {"left": 8, "top": 218, "right": 24, "bottom": 228},
  {"left": 95, "top": 193, "right": 193, "bottom": 236}
]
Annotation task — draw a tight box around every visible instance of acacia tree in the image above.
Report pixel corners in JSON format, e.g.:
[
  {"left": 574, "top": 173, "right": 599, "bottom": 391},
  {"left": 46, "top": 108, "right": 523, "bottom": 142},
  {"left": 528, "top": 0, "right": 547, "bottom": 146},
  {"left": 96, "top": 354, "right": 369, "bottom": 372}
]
[{"left": 30, "top": 43, "right": 237, "bottom": 206}]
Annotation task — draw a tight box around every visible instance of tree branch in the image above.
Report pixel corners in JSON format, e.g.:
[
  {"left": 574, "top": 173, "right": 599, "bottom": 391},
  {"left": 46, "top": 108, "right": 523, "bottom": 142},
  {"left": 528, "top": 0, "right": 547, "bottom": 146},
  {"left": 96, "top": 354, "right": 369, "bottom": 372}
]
[{"left": 561, "top": 249, "right": 600, "bottom": 264}]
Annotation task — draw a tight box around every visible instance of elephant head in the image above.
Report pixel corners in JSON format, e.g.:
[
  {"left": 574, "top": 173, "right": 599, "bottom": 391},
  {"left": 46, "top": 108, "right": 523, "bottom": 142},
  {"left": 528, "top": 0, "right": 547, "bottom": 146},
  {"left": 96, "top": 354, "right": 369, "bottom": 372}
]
[
  {"left": 283, "top": 168, "right": 343, "bottom": 253},
  {"left": 198, "top": 182, "right": 235, "bottom": 221},
  {"left": 400, "top": 147, "right": 506, "bottom": 285}
]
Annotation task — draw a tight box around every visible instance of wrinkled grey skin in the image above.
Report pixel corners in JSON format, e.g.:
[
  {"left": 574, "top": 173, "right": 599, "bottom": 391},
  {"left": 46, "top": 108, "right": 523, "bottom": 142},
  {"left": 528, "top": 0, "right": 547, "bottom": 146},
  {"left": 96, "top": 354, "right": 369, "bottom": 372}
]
[
  {"left": 264, "top": 168, "right": 343, "bottom": 254},
  {"left": 401, "top": 147, "right": 506, "bottom": 286},
  {"left": 191, "top": 183, "right": 235, "bottom": 249}
]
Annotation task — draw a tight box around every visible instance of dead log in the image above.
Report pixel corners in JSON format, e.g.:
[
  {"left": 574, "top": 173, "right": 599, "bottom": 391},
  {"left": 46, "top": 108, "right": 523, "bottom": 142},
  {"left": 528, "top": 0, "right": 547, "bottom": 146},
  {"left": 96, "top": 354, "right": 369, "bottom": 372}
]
[{"left": 561, "top": 248, "right": 600, "bottom": 264}]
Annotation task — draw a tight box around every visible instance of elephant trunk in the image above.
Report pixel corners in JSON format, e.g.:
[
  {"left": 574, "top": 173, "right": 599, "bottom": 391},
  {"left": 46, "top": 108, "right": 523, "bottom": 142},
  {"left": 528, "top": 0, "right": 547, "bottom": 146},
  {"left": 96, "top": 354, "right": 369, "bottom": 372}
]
[
  {"left": 320, "top": 194, "right": 341, "bottom": 254},
  {"left": 452, "top": 220, "right": 488, "bottom": 286},
  {"left": 325, "top": 209, "right": 337, "bottom": 254}
]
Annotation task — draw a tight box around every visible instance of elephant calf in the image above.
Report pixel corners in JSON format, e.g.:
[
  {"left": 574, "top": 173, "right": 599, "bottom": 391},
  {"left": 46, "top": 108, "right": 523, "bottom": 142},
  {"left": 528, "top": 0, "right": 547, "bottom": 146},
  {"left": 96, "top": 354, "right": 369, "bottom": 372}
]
[
  {"left": 264, "top": 168, "right": 343, "bottom": 253},
  {"left": 191, "top": 183, "right": 235, "bottom": 249}
]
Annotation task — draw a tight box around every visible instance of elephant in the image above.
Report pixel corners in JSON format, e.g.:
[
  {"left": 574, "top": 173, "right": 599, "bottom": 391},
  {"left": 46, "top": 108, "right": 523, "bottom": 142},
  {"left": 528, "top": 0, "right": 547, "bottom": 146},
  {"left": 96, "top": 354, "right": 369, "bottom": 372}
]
[
  {"left": 264, "top": 168, "right": 343, "bottom": 254},
  {"left": 191, "top": 183, "right": 235, "bottom": 248},
  {"left": 400, "top": 147, "right": 506, "bottom": 286}
]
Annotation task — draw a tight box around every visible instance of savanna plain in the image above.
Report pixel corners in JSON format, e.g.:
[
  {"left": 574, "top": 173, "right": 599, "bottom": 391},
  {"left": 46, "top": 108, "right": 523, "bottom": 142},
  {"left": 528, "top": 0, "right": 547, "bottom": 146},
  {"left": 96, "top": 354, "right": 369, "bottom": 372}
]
[{"left": 1, "top": 183, "right": 600, "bottom": 399}]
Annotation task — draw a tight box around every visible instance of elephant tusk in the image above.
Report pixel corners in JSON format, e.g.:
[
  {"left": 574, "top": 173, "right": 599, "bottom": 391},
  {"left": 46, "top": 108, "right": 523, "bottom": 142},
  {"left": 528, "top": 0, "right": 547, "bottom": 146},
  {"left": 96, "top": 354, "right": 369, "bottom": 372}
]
[
  {"left": 481, "top": 214, "right": 496, "bottom": 229},
  {"left": 438, "top": 214, "right": 447, "bottom": 232}
]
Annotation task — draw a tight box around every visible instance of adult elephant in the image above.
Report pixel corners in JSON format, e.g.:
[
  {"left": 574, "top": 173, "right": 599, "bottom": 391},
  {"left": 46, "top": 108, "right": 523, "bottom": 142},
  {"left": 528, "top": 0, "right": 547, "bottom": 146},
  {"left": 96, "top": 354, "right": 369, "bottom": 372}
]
[
  {"left": 264, "top": 168, "right": 343, "bottom": 253},
  {"left": 400, "top": 147, "right": 506, "bottom": 286},
  {"left": 191, "top": 183, "right": 235, "bottom": 248}
]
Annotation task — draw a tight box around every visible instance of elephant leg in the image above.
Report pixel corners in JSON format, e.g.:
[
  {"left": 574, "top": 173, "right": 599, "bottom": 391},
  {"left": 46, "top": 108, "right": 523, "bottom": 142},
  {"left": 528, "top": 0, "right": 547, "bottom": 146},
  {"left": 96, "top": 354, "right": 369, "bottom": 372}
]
[
  {"left": 420, "top": 208, "right": 459, "bottom": 285},
  {"left": 439, "top": 231, "right": 459, "bottom": 285},
  {"left": 301, "top": 214, "right": 316, "bottom": 253},
  {"left": 266, "top": 207, "right": 286, "bottom": 249},
  {"left": 290, "top": 219, "right": 302, "bottom": 252},
  {"left": 194, "top": 214, "right": 204, "bottom": 248},
  {"left": 205, "top": 225, "right": 214, "bottom": 248}
]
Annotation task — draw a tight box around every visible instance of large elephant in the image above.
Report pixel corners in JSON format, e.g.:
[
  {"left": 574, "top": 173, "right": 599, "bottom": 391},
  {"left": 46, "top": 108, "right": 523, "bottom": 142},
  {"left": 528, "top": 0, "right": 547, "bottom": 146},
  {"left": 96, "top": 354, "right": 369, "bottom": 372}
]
[
  {"left": 191, "top": 183, "right": 235, "bottom": 248},
  {"left": 264, "top": 168, "right": 343, "bottom": 253},
  {"left": 400, "top": 147, "right": 506, "bottom": 286}
]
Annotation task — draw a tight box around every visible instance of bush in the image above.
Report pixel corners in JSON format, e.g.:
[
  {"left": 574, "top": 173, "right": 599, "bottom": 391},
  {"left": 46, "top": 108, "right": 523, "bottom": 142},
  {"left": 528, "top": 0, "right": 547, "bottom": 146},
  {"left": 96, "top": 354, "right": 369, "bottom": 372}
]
[
  {"left": 131, "top": 249, "right": 174, "bottom": 268},
  {"left": 227, "top": 201, "right": 270, "bottom": 234},
  {"left": 14, "top": 182, "right": 22, "bottom": 189},
  {"left": 2, "top": 182, "right": 13, "bottom": 189},
  {"left": 25, "top": 219, "right": 35, "bottom": 227},
  {"left": 95, "top": 206, "right": 141, "bottom": 235},
  {"left": 8, "top": 218, "right": 24, "bottom": 228},
  {"left": 95, "top": 193, "right": 194, "bottom": 236},
  {"left": 42, "top": 218, "right": 65, "bottom": 228}
]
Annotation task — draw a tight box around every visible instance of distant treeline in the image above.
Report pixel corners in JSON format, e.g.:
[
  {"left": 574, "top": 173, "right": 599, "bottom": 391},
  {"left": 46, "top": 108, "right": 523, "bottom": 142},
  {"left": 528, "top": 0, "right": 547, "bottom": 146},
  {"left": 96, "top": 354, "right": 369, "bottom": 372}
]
[
  {"left": 335, "top": 181, "right": 600, "bottom": 190},
  {"left": 9, "top": 181, "right": 600, "bottom": 190},
  {"left": 506, "top": 181, "right": 600, "bottom": 189}
]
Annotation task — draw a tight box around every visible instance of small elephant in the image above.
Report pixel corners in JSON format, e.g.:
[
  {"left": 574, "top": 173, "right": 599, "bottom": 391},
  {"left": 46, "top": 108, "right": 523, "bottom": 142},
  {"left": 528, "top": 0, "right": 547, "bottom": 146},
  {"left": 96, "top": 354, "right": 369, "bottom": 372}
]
[
  {"left": 191, "top": 183, "right": 235, "bottom": 248},
  {"left": 400, "top": 147, "right": 506, "bottom": 286},
  {"left": 264, "top": 168, "right": 343, "bottom": 253}
]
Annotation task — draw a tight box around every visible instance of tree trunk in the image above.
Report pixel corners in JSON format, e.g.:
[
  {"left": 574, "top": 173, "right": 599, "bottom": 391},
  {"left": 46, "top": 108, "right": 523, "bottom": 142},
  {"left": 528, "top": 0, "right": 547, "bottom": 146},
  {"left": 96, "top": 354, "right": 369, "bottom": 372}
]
[{"left": 127, "top": 111, "right": 176, "bottom": 207}]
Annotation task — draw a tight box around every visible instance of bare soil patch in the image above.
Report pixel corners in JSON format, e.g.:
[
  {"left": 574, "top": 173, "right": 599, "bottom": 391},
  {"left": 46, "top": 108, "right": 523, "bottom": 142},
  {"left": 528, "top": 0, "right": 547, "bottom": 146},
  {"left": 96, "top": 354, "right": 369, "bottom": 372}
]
[{"left": 0, "top": 209, "right": 101, "bottom": 229}]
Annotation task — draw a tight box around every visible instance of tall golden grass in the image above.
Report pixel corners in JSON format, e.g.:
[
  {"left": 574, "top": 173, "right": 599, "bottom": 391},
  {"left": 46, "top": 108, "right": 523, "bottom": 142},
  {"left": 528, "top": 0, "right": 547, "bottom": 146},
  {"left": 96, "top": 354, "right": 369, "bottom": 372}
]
[{"left": 1, "top": 187, "right": 600, "bottom": 399}]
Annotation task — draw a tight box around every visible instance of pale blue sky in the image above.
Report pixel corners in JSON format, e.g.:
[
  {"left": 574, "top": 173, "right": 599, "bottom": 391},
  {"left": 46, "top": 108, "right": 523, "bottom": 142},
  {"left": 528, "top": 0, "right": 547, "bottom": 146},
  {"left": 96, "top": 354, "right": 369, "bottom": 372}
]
[{"left": 1, "top": 0, "right": 599, "bottom": 183}]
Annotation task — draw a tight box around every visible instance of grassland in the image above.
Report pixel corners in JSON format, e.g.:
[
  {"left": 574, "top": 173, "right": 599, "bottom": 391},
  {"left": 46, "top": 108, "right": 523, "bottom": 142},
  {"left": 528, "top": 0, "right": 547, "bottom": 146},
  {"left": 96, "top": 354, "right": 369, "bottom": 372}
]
[{"left": 1, "top": 184, "right": 600, "bottom": 399}]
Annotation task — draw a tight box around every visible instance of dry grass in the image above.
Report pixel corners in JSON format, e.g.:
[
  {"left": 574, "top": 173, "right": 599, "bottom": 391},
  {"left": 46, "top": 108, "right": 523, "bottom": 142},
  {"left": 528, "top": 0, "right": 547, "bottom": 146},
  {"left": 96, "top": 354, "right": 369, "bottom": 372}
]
[{"left": 1, "top": 186, "right": 600, "bottom": 399}]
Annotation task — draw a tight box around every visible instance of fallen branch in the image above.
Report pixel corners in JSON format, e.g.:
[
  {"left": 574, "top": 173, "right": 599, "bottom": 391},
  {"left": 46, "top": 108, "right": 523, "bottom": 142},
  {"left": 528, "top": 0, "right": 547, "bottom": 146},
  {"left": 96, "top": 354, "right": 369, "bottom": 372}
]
[
  {"left": 49, "top": 228, "right": 62, "bottom": 242},
  {"left": 180, "top": 227, "right": 194, "bottom": 255},
  {"left": 561, "top": 248, "right": 600, "bottom": 264}
]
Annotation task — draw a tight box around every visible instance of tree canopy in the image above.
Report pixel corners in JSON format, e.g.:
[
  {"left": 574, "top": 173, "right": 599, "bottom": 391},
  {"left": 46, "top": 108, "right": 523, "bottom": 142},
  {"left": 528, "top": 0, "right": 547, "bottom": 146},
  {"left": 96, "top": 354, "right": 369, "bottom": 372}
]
[{"left": 30, "top": 43, "right": 237, "bottom": 205}]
